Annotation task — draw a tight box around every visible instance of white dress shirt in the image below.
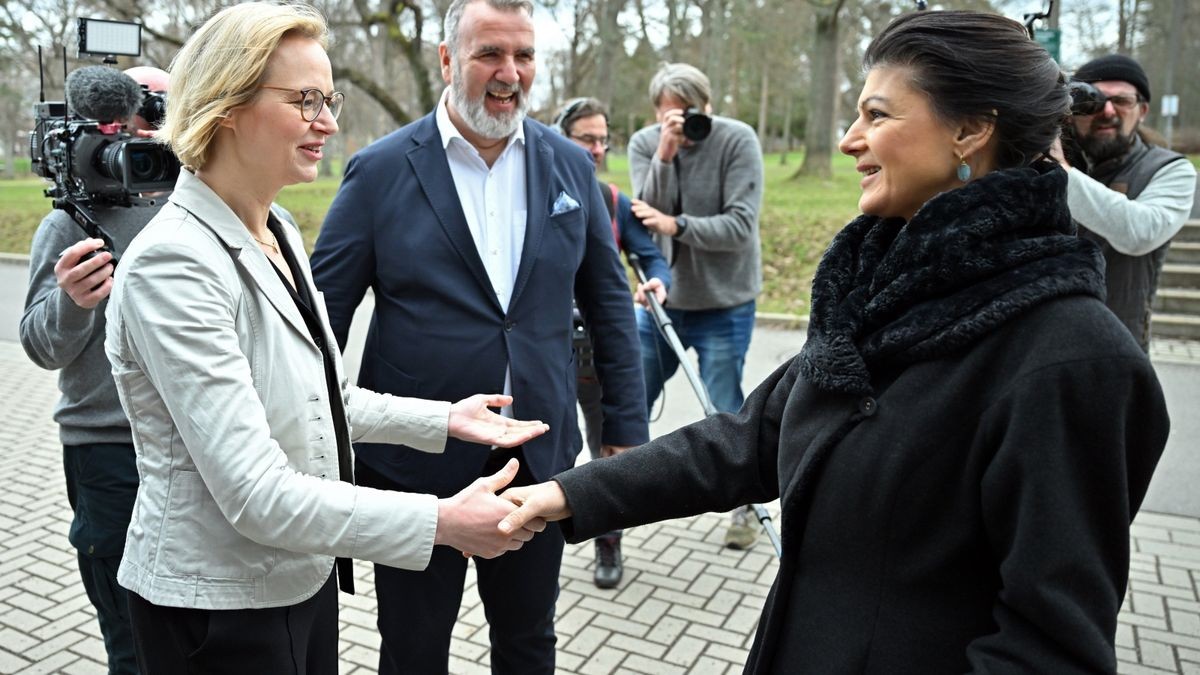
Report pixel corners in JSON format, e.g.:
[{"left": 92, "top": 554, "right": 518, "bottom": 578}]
[{"left": 435, "top": 88, "right": 528, "bottom": 416}]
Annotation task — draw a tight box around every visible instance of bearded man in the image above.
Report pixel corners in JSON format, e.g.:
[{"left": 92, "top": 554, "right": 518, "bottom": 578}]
[
  {"left": 309, "top": 0, "right": 647, "bottom": 672},
  {"left": 1052, "top": 54, "right": 1196, "bottom": 351}
]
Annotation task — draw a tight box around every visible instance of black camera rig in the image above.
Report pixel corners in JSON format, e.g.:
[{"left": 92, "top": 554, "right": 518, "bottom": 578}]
[{"left": 30, "top": 29, "right": 179, "bottom": 263}]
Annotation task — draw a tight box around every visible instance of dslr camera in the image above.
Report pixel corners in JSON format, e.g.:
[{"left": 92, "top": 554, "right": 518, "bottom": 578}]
[
  {"left": 1067, "top": 80, "right": 1107, "bottom": 116},
  {"left": 681, "top": 107, "right": 712, "bottom": 142},
  {"left": 1058, "top": 80, "right": 1107, "bottom": 171}
]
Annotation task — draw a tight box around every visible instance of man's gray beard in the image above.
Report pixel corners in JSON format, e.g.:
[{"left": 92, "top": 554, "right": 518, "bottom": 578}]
[
  {"left": 449, "top": 61, "right": 528, "bottom": 141},
  {"left": 1078, "top": 122, "right": 1136, "bottom": 164}
]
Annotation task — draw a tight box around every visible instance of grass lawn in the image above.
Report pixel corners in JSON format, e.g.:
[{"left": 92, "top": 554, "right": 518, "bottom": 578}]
[
  {"left": 0, "top": 152, "right": 937, "bottom": 316},
  {"left": 598, "top": 153, "right": 862, "bottom": 316}
]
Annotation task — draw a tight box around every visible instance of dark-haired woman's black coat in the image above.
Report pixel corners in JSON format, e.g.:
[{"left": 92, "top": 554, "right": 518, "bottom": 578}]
[{"left": 554, "top": 165, "right": 1168, "bottom": 673}]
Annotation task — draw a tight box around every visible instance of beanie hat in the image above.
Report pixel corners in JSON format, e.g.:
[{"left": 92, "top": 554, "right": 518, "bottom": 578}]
[{"left": 1073, "top": 54, "right": 1151, "bottom": 102}]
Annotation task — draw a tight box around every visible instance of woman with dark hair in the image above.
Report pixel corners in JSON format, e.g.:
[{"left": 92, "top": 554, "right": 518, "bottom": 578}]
[{"left": 498, "top": 10, "right": 1168, "bottom": 672}]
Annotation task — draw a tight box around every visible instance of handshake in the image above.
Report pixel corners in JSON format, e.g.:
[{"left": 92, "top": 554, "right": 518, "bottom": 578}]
[{"left": 433, "top": 458, "right": 573, "bottom": 560}]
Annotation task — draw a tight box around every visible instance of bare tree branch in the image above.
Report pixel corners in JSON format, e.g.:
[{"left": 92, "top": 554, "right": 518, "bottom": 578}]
[{"left": 334, "top": 64, "right": 412, "bottom": 124}]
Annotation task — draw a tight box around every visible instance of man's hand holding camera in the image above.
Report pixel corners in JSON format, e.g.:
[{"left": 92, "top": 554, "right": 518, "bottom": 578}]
[
  {"left": 55, "top": 238, "right": 115, "bottom": 309},
  {"left": 655, "top": 107, "right": 688, "bottom": 163}
]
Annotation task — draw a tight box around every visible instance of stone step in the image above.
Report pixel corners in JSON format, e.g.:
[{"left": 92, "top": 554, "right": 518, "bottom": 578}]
[
  {"left": 1154, "top": 288, "right": 1200, "bottom": 315},
  {"left": 1176, "top": 220, "right": 1200, "bottom": 243},
  {"left": 1167, "top": 242, "right": 1200, "bottom": 265},
  {"left": 1161, "top": 263, "right": 1200, "bottom": 289},
  {"left": 1151, "top": 313, "right": 1200, "bottom": 341}
]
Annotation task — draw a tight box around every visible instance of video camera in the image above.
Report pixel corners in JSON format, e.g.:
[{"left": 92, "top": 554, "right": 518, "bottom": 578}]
[
  {"left": 29, "top": 19, "right": 180, "bottom": 263},
  {"left": 30, "top": 92, "right": 177, "bottom": 204}
]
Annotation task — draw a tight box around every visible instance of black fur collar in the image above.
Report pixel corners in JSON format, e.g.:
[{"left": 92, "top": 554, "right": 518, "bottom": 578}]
[{"left": 799, "top": 162, "right": 1106, "bottom": 395}]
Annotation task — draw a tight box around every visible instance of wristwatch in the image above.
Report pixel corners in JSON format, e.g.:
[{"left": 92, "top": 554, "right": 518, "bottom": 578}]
[{"left": 673, "top": 215, "right": 688, "bottom": 238}]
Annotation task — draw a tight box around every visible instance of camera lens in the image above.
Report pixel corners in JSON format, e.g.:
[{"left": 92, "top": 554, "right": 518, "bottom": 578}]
[
  {"left": 98, "top": 140, "right": 125, "bottom": 182},
  {"left": 1068, "top": 81, "right": 1106, "bottom": 116},
  {"left": 98, "top": 138, "right": 180, "bottom": 192},
  {"left": 127, "top": 146, "right": 163, "bottom": 182},
  {"left": 682, "top": 108, "right": 712, "bottom": 142},
  {"left": 138, "top": 93, "right": 167, "bottom": 128}
]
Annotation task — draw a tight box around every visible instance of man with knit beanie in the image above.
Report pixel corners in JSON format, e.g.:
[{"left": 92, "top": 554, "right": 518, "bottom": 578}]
[{"left": 1051, "top": 53, "right": 1196, "bottom": 351}]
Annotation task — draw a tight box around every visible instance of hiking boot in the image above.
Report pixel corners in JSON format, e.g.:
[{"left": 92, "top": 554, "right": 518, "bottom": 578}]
[
  {"left": 724, "top": 506, "right": 760, "bottom": 550},
  {"left": 593, "top": 534, "right": 623, "bottom": 589}
]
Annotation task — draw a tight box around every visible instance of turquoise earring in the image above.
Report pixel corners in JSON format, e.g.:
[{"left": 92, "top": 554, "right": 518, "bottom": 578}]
[{"left": 957, "top": 156, "right": 972, "bottom": 182}]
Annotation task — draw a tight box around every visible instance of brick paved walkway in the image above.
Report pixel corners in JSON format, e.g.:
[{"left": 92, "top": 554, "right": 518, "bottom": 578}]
[{"left": 0, "top": 339, "right": 1198, "bottom": 674}]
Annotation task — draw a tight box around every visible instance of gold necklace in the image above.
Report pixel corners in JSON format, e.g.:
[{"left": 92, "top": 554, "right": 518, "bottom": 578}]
[{"left": 253, "top": 233, "right": 279, "bottom": 254}]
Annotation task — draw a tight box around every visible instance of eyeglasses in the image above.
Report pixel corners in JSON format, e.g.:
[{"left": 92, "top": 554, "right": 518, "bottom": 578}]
[
  {"left": 569, "top": 133, "right": 609, "bottom": 150},
  {"left": 1104, "top": 94, "right": 1142, "bottom": 111},
  {"left": 260, "top": 86, "right": 345, "bottom": 122}
]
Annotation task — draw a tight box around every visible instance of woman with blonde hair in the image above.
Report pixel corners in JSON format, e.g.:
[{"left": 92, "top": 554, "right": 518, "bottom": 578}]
[{"left": 105, "top": 3, "right": 547, "bottom": 671}]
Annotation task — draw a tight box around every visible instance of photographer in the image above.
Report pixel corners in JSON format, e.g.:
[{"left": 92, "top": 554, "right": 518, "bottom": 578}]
[
  {"left": 628, "top": 62, "right": 765, "bottom": 550},
  {"left": 553, "top": 96, "right": 670, "bottom": 588},
  {"left": 19, "top": 65, "right": 168, "bottom": 675},
  {"left": 1050, "top": 54, "right": 1196, "bottom": 351}
]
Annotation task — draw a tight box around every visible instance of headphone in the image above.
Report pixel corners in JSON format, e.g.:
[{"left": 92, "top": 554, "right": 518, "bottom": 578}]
[{"left": 552, "top": 97, "right": 603, "bottom": 135}]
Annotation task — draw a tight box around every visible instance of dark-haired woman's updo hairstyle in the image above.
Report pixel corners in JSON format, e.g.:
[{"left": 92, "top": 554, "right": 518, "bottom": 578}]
[{"left": 864, "top": 10, "right": 1068, "bottom": 169}]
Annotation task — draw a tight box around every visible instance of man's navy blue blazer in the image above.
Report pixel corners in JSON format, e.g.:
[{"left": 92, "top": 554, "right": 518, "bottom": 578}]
[{"left": 311, "top": 113, "right": 649, "bottom": 497}]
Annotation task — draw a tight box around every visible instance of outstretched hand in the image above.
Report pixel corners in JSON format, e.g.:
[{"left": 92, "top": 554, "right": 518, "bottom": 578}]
[
  {"left": 449, "top": 394, "right": 549, "bottom": 447},
  {"left": 435, "top": 458, "right": 547, "bottom": 559},
  {"left": 498, "top": 480, "right": 573, "bottom": 536}
]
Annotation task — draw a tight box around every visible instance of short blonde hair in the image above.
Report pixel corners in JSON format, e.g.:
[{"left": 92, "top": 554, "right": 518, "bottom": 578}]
[{"left": 160, "top": 2, "right": 328, "bottom": 169}]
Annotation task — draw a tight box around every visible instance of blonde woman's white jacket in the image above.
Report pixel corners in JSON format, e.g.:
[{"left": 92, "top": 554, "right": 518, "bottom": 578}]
[{"left": 106, "top": 170, "right": 450, "bottom": 610}]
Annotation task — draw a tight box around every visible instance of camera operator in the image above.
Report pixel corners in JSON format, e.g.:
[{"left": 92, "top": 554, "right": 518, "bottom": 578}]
[
  {"left": 19, "top": 65, "right": 169, "bottom": 675},
  {"left": 1050, "top": 54, "right": 1196, "bottom": 351},
  {"left": 552, "top": 96, "right": 670, "bottom": 589},
  {"left": 628, "top": 62, "right": 765, "bottom": 550}
]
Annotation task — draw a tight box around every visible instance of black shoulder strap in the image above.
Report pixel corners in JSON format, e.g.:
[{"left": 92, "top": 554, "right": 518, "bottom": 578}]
[
  {"left": 598, "top": 178, "right": 617, "bottom": 224},
  {"left": 597, "top": 178, "right": 622, "bottom": 250}
]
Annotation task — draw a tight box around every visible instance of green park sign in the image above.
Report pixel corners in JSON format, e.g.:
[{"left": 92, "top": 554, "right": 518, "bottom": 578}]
[{"left": 1035, "top": 28, "right": 1062, "bottom": 62}]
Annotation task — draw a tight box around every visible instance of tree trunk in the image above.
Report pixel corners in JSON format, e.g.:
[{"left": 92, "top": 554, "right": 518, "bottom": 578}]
[
  {"left": 725, "top": 37, "right": 739, "bottom": 117},
  {"left": 780, "top": 93, "right": 793, "bottom": 165},
  {"left": 334, "top": 65, "right": 412, "bottom": 125},
  {"left": 397, "top": 3, "right": 436, "bottom": 115},
  {"left": 666, "top": 0, "right": 680, "bottom": 60},
  {"left": 4, "top": 125, "right": 15, "bottom": 178},
  {"left": 594, "top": 0, "right": 627, "bottom": 106},
  {"left": 699, "top": 0, "right": 728, "bottom": 108},
  {"left": 632, "top": 0, "right": 654, "bottom": 47},
  {"left": 796, "top": 0, "right": 844, "bottom": 179},
  {"left": 757, "top": 66, "right": 769, "bottom": 146}
]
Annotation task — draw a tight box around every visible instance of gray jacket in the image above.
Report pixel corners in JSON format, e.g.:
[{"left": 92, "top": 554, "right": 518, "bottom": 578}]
[
  {"left": 21, "top": 203, "right": 161, "bottom": 444},
  {"left": 106, "top": 170, "right": 451, "bottom": 609},
  {"left": 629, "top": 115, "right": 764, "bottom": 311}
]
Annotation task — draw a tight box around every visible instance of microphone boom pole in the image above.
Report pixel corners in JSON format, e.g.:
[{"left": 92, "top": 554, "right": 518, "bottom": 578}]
[{"left": 627, "top": 254, "right": 782, "bottom": 558}]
